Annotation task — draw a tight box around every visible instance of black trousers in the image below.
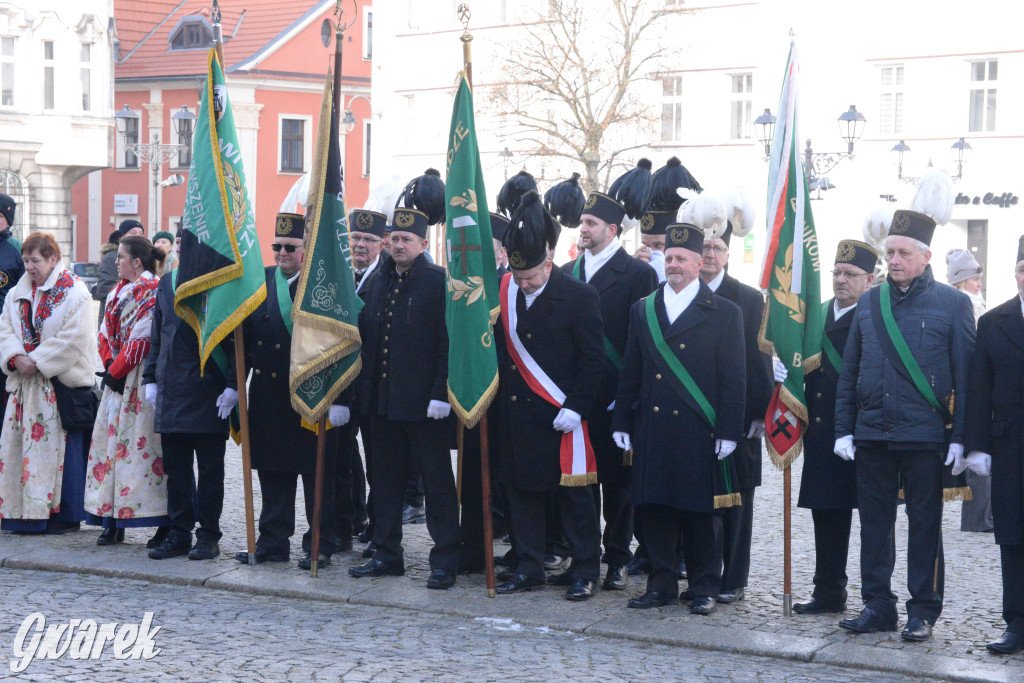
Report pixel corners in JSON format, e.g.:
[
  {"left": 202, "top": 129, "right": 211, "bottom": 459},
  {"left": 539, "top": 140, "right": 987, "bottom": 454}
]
[
  {"left": 161, "top": 433, "right": 225, "bottom": 542},
  {"left": 1001, "top": 544, "right": 1024, "bottom": 632},
  {"left": 720, "top": 487, "right": 755, "bottom": 591},
  {"left": 505, "top": 484, "right": 600, "bottom": 582},
  {"left": 856, "top": 444, "right": 944, "bottom": 622},
  {"left": 332, "top": 421, "right": 358, "bottom": 542},
  {"left": 256, "top": 462, "right": 338, "bottom": 556},
  {"left": 809, "top": 508, "right": 854, "bottom": 603},
  {"left": 370, "top": 417, "right": 460, "bottom": 571},
  {"left": 593, "top": 481, "right": 633, "bottom": 568},
  {"left": 458, "top": 424, "right": 509, "bottom": 569},
  {"left": 640, "top": 504, "right": 722, "bottom": 598}
]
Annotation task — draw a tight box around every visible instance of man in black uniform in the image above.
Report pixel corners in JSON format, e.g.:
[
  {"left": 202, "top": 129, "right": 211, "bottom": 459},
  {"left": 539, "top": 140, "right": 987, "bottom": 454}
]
[
  {"left": 777, "top": 240, "right": 877, "bottom": 613},
  {"left": 964, "top": 236, "right": 1024, "bottom": 654},
  {"left": 0, "top": 193, "right": 23, "bottom": 310},
  {"left": 689, "top": 197, "right": 773, "bottom": 604},
  {"left": 563, "top": 189, "right": 657, "bottom": 591},
  {"left": 493, "top": 191, "right": 605, "bottom": 601},
  {"left": 612, "top": 223, "right": 746, "bottom": 614},
  {"left": 348, "top": 205, "right": 461, "bottom": 589},
  {"left": 240, "top": 213, "right": 345, "bottom": 570}
]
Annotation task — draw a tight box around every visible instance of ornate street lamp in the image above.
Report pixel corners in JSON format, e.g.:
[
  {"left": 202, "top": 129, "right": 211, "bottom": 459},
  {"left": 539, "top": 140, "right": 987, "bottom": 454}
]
[
  {"left": 951, "top": 137, "right": 971, "bottom": 182},
  {"left": 753, "top": 108, "right": 775, "bottom": 160}
]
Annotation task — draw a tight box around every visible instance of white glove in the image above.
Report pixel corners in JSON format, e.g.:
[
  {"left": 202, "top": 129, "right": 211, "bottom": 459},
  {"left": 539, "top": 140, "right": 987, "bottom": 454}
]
[
  {"left": 606, "top": 401, "right": 615, "bottom": 411},
  {"left": 746, "top": 420, "right": 765, "bottom": 439},
  {"left": 216, "top": 387, "right": 238, "bottom": 420},
  {"left": 552, "top": 408, "right": 582, "bottom": 433},
  {"left": 834, "top": 435, "right": 855, "bottom": 461},
  {"left": 649, "top": 250, "right": 666, "bottom": 283},
  {"left": 965, "top": 451, "right": 992, "bottom": 477},
  {"left": 613, "top": 431, "right": 631, "bottom": 451},
  {"left": 328, "top": 405, "right": 351, "bottom": 427},
  {"left": 427, "top": 399, "right": 451, "bottom": 420},
  {"left": 774, "top": 360, "right": 789, "bottom": 383},
  {"left": 715, "top": 439, "right": 736, "bottom": 460},
  {"left": 143, "top": 383, "right": 157, "bottom": 409},
  {"left": 945, "top": 442, "right": 965, "bottom": 474}
]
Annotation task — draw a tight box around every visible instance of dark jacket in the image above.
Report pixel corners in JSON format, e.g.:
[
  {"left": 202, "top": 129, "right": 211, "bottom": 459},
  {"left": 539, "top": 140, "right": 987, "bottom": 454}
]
[
  {"left": 835, "top": 265, "right": 975, "bottom": 446},
  {"left": 797, "top": 299, "right": 857, "bottom": 510},
  {"left": 0, "top": 234, "right": 23, "bottom": 311},
  {"left": 612, "top": 282, "right": 746, "bottom": 512},
  {"left": 93, "top": 243, "right": 119, "bottom": 302},
  {"left": 713, "top": 272, "right": 773, "bottom": 489},
  {"left": 561, "top": 247, "right": 658, "bottom": 482},
  {"left": 964, "top": 296, "right": 1024, "bottom": 545},
  {"left": 143, "top": 272, "right": 236, "bottom": 436},
  {"left": 356, "top": 253, "right": 449, "bottom": 421},
  {"left": 496, "top": 266, "right": 605, "bottom": 491}
]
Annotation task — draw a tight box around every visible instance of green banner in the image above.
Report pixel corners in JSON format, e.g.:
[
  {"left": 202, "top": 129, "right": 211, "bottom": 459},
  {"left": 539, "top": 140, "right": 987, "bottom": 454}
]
[
  {"left": 288, "top": 73, "right": 363, "bottom": 422},
  {"left": 174, "top": 49, "right": 266, "bottom": 374},
  {"left": 444, "top": 72, "right": 499, "bottom": 428}
]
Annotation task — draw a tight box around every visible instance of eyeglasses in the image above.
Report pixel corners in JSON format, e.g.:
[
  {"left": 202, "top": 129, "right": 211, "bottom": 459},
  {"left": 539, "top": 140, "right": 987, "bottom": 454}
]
[
  {"left": 271, "top": 243, "right": 298, "bottom": 253},
  {"left": 350, "top": 235, "right": 382, "bottom": 244},
  {"left": 831, "top": 269, "right": 868, "bottom": 280},
  {"left": 702, "top": 245, "right": 728, "bottom": 256}
]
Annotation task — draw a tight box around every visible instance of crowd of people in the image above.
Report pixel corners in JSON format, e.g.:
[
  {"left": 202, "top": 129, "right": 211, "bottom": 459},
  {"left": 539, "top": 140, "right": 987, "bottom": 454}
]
[{"left": 0, "top": 154, "right": 1022, "bottom": 657}]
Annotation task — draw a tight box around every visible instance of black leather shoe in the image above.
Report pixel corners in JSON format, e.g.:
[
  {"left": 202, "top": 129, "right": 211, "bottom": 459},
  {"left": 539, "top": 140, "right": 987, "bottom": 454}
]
[
  {"left": 426, "top": 568, "right": 456, "bottom": 589},
  {"left": 839, "top": 607, "right": 898, "bottom": 634},
  {"left": 188, "top": 539, "right": 220, "bottom": 560},
  {"left": 628, "top": 591, "right": 678, "bottom": 609},
  {"left": 298, "top": 552, "right": 331, "bottom": 570},
  {"left": 234, "top": 548, "right": 290, "bottom": 564},
  {"left": 544, "top": 554, "right": 569, "bottom": 571},
  {"left": 679, "top": 588, "right": 694, "bottom": 602},
  {"left": 626, "top": 555, "right": 652, "bottom": 575},
  {"left": 97, "top": 528, "right": 125, "bottom": 546},
  {"left": 987, "top": 629, "right": 1024, "bottom": 655},
  {"left": 495, "top": 574, "right": 545, "bottom": 594},
  {"left": 148, "top": 535, "right": 191, "bottom": 560},
  {"left": 357, "top": 529, "right": 370, "bottom": 543},
  {"left": 362, "top": 541, "right": 377, "bottom": 559},
  {"left": 900, "top": 617, "right": 933, "bottom": 642},
  {"left": 603, "top": 566, "right": 627, "bottom": 591},
  {"left": 146, "top": 526, "right": 170, "bottom": 549},
  {"left": 793, "top": 596, "right": 847, "bottom": 614},
  {"left": 402, "top": 504, "right": 426, "bottom": 524},
  {"left": 717, "top": 587, "right": 745, "bottom": 603},
  {"left": 565, "top": 578, "right": 596, "bottom": 601},
  {"left": 546, "top": 570, "right": 574, "bottom": 586},
  {"left": 691, "top": 597, "right": 716, "bottom": 615},
  {"left": 349, "top": 557, "right": 404, "bottom": 578},
  {"left": 678, "top": 557, "right": 688, "bottom": 580},
  {"left": 496, "top": 569, "right": 519, "bottom": 582}
]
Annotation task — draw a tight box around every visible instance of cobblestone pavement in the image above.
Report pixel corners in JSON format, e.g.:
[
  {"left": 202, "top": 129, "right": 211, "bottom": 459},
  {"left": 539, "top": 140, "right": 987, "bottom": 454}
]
[{"left": 0, "top": 569, "right": 913, "bottom": 681}]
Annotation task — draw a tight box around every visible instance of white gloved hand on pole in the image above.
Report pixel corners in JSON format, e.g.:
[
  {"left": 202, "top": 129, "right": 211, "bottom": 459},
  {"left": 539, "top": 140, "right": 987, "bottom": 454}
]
[
  {"left": 715, "top": 439, "right": 736, "bottom": 460},
  {"left": 427, "top": 400, "right": 451, "bottom": 420},
  {"left": 612, "top": 432, "right": 631, "bottom": 451},
  {"left": 834, "top": 435, "right": 856, "bottom": 461},
  {"left": 328, "top": 405, "right": 351, "bottom": 427},
  {"left": 965, "top": 451, "right": 992, "bottom": 477},
  {"left": 773, "top": 360, "right": 789, "bottom": 384}
]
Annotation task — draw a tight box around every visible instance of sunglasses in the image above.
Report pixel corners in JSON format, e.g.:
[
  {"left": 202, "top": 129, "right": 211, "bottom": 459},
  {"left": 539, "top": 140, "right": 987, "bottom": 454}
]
[{"left": 271, "top": 243, "right": 298, "bottom": 253}]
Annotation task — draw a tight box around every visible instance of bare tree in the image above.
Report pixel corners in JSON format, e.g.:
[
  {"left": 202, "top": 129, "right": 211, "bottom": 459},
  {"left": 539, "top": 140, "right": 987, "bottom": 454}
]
[{"left": 489, "top": 0, "right": 673, "bottom": 193}]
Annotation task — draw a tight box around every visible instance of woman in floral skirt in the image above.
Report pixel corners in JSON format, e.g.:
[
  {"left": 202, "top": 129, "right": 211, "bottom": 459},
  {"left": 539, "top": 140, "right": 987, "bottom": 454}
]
[
  {"left": 85, "top": 235, "right": 168, "bottom": 545},
  {"left": 0, "top": 232, "right": 96, "bottom": 533}
]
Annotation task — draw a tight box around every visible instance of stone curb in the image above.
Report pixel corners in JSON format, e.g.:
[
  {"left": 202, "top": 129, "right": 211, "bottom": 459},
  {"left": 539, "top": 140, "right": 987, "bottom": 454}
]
[{"left": 1, "top": 554, "right": 1014, "bottom": 682}]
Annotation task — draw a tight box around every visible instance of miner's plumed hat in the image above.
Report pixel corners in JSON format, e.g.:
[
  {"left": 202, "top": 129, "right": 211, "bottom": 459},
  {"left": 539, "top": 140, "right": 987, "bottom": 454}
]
[
  {"left": 497, "top": 170, "right": 537, "bottom": 218},
  {"left": 504, "top": 190, "right": 560, "bottom": 271},
  {"left": 835, "top": 239, "right": 878, "bottom": 274},
  {"left": 349, "top": 209, "right": 387, "bottom": 238},
  {"left": 275, "top": 213, "right": 305, "bottom": 240},
  {"left": 664, "top": 223, "right": 704, "bottom": 255},
  {"left": 397, "top": 168, "right": 445, "bottom": 225},
  {"left": 544, "top": 172, "right": 585, "bottom": 228}
]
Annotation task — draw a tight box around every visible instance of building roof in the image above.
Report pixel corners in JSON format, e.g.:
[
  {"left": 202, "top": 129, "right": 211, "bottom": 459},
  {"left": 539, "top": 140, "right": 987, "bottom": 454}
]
[{"left": 115, "top": 0, "right": 341, "bottom": 83}]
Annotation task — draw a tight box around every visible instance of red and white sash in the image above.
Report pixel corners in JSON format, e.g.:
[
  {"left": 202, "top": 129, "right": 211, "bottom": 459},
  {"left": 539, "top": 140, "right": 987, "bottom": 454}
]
[{"left": 499, "top": 273, "right": 597, "bottom": 486}]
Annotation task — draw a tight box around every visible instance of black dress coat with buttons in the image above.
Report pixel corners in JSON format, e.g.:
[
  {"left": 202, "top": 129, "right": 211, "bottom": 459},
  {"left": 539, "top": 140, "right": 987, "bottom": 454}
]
[
  {"left": 495, "top": 266, "right": 605, "bottom": 492},
  {"left": 713, "top": 272, "right": 774, "bottom": 490},
  {"left": 245, "top": 266, "right": 336, "bottom": 474},
  {"left": 797, "top": 299, "right": 857, "bottom": 510},
  {"left": 561, "top": 248, "right": 658, "bottom": 484},
  {"left": 965, "top": 297, "right": 1024, "bottom": 546},
  {"left": 612, "top": 282, "right": 746, "bottom": 513}
]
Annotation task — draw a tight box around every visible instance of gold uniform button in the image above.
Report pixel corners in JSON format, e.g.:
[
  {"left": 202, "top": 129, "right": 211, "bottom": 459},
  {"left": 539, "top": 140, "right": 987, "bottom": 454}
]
[
  {"left": 653, "top": 406, "right": 660, "bottom": 413},
  {"left": 393, "top": 289, "right": 399, "bottom": 294},
  {"left": 254, "top": 369, "right": 261, "bottom": 375},
  {"left": 673, "top": 410, "right": 679, "bottom": 416},
  {"left": 275, "top": 344, "right": 281, "bottom": 350},
  {"left": 388, "top": 312, "right": 393, "bottom": 317},
  {"left": 257, "top": 340, "right": 263, "bottom": 346},
  {"left": 386, "top": 324, "right": 391, "bottom": 329},
  {"left": 816, "top": 392, "right": 822, "bottom": 399},
  {"left": 383, "top": 348, "right": 388, "bottom": 354},
  {"left": 510, "top": 364, "right": 516, "bottom": 372},
  {"left": 382, "top": 360, "right": 387, "bottom": 366},
  {"left": 656, "top": 374, "right": 662, "bottom": 380},
  {"left": 526, "top": 333, "right": 532, "bottom": 339},
  {"left": 678, "top": 343, "right": 686, "bottom": 350},
  {"left": 511, "top": 395, "right": 517, "bottom": 402},
  {"left": 815, "top": 417, "right": 821, "bottom": 423},
  {"left": 271, "top": 372, "right": 277, "bottom": 378},
  {"left": 384, "top": 336, "right": 389, "bottom": 341}
]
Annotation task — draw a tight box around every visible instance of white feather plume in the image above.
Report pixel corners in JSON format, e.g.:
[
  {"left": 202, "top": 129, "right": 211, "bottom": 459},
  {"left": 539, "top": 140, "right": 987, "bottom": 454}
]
[
  {"left": 363, "top": 174, "right": 406, "bottom": 225},
  {"left": 911, "top": 168, "right": 955, "bottom": 225},
  {"left": 677, "top": 189, "right": 728, "bottom": 239},
  {"left": 722, "top": 187, "right": 755, "bottom": 238},
  {"left": 862, "top": 206, "right": 896, "bottom": 250},
  {"left": 620, "top": 214, "right": 639, "bottom": 235}
]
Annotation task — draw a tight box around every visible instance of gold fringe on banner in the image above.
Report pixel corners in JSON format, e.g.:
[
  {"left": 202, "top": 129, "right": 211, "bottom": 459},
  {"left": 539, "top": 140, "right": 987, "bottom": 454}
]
[
  {"left": 897, "top": 487, "right": 973, "bottom": 503},
  {"left": 560, "top": 472, "right": 598, "bottom": 487},
  {"left": 766, "top": 435, "right": 804, "bottom": 471},
  {"left": 622, "top": 449, "right": 633, "bottom": 466}
]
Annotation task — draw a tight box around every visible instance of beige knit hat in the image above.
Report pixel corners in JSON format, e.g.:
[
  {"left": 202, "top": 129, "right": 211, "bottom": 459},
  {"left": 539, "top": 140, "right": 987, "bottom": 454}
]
[{"left": 945, "top": 248, "right": 983, "bottom": 285}]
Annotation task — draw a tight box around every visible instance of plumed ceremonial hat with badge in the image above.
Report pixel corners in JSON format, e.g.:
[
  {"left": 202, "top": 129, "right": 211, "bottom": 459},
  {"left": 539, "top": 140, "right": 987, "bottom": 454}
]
[
  {"left": 544, "top": 172, "right": 586, "bottom": 229},
  {"left": 504, "top": 190, "right": 560, "bottom": 271},
  {"left": 835, "top": 239, "right": 879, "bottom": 274},
  {"left": 275, "top": 212, "right": 305, "bottom": 240},
  {"left": 392, "top": 168, "right": 446, "bottom": 238},
  {"left": 582, "top": 159, "right": 654, "bottom": 230},
  {"left": 639, "top": 157, "right": 702, "bottom": 237},
  {"left": 492, "top": 170, "right": 538, "bottom": 241}
]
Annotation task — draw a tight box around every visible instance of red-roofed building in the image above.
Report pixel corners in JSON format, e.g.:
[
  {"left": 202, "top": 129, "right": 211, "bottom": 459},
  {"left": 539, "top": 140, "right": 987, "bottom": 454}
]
[{"left": 71, "top": 0, "right": 373, "bottom": 263}]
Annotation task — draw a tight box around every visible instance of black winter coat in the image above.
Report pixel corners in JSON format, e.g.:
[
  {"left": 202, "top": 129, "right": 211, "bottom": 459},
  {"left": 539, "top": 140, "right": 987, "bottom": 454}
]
[
  {"left": 0, "top": 235, "right": 23, "bottom": 310},
  {"left": 612, "top": 283, "right": 746, "bottom": 512},
  {"left": 965, "top": 297, "right": 1024, "bottom": 545}
]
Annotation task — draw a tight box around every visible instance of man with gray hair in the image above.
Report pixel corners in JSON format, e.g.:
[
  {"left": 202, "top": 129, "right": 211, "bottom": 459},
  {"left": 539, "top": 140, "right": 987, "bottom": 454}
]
[{"left": 834, "top": 206, "right": 975, "bottom": 643}]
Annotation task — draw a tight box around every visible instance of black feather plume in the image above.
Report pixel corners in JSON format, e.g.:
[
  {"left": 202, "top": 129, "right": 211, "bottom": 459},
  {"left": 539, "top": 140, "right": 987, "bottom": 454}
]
[
  {"left": 608, "top": 158, "right": 653, "bottom": 220},
  {"left": 398, "top": 168, "right": 446, "bottom": 225},
  {"left": 650, "top": 157, "right": 702, "bottom": 211},
  {"left": 506, "top": 190, "right": 561, "bottom": 255},
  {"left": 544, "top": 172, "right": 585, "bottom": 228},
  {"left": 497, "top": 170, "right": 538, "bottom": 218}
]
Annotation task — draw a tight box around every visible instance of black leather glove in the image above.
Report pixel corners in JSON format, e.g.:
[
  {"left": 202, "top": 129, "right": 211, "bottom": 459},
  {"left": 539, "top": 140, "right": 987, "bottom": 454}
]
[{"left": 101, "top": 371, "right": 127, "bottom": 394}]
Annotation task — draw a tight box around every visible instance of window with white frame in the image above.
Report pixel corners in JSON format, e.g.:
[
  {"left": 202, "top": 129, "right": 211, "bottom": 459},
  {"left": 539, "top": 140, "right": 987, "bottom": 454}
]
[
  {"left": 661, "top": 76, "right": 682, "bottom": 143},
  {"left": 362, "top": 120, "right": 372, "bottom": 177},
  {"left": 362, "top": 10, "right": 372, "bottom": 60},
  {"left": 969, "top": 59, "right": 997, "bottom": 133},
  {"left": 117, "top": 110, "right": 140, "bottom": 169},
  {"left": 175, "top": 116, "right": 193, "bottom": 168},
  {"left": 43, "top": 40, "right": 55, "bottom": 110},
  {"left": 729, "top": 73, "right": 752, "bottom": 140},
  {"left": 279, "top": 116, "right": 310, "bottom": 173},
  {"left": 80, "top": 43, "right": 92, "bottom": 112},
  {"left": 0, "top": 37, "right": 14, "bottom": 107},
  {"left": 878, "top": 65, "right": 903, "bottom": 135}
]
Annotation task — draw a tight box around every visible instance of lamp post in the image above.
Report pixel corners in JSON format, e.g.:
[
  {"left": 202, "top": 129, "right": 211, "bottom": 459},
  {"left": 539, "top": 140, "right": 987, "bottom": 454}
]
[
  {"left": 756, "top": 104, "right": 866, "bottom": 195},
  {"left": 114, "top": 103, "right": 196, "bottom": 234},
  {"left": 951, "top": 137, "right": 971, "bottom": 182},
  {"left": 497, "top": 147, "right": 512, "bottom": 180},
  {"left": 340, "top": 94, "right": 371, "bottom": 196},
  {"left": 891, "top": 137, "right": 971, "bottom": 184}
]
